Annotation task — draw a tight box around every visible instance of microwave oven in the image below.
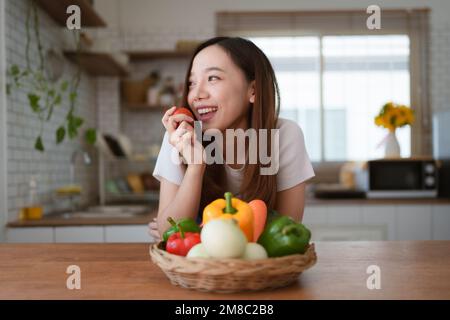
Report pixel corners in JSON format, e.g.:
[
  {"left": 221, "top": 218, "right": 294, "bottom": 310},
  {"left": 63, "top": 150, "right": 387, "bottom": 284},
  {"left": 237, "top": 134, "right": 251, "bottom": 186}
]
[{"left": 355, "top": 159, "right": 438, "bottom": 199}]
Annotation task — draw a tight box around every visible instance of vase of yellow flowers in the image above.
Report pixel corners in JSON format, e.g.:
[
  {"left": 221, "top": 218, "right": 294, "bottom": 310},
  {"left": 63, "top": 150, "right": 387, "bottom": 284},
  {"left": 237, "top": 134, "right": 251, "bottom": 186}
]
[{"left": 374, "top": 102, "right": 415, "bottom": 158}]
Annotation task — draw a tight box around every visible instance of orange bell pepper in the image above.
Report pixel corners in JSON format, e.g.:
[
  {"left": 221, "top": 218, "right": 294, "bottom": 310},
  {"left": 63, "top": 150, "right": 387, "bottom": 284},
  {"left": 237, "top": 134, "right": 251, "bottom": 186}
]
[
  {"left": 202, "top": 192, "right": 254, "bottom": 241},
  {"left": 248, "top": 199, "right": 267, "bottom": 242}
]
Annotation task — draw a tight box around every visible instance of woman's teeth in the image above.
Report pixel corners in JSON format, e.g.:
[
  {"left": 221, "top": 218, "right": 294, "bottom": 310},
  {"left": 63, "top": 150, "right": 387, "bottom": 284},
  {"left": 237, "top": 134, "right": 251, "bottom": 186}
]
[{"left": 198, "top": 107, "right": 218, "bottom": 115}]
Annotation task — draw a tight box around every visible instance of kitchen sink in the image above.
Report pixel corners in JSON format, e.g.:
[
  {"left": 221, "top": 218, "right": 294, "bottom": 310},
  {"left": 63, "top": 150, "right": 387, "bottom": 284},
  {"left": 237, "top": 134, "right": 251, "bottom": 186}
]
[{"left": 60, "top": 205, "right": 151, "bottom": 219}]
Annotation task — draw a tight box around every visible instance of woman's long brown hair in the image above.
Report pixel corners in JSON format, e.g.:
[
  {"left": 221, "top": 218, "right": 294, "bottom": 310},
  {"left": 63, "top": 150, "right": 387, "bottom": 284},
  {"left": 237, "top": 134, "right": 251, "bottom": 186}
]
[{"left": 180, "top": 37, "right": 280, "bottom": 215}]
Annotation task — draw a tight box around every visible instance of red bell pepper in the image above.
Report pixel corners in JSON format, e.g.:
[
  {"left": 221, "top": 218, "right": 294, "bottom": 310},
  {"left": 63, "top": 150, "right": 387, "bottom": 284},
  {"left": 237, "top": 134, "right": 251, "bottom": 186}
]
[{"left": 165, "top": 226, "right": 201, "bottom": 256}]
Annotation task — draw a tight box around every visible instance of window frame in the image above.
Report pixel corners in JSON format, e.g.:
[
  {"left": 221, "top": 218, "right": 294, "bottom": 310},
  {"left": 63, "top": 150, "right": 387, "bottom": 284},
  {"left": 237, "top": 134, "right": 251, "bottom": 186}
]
[{"left": 217, "top": 9, "right": 431, "bottom": 164}]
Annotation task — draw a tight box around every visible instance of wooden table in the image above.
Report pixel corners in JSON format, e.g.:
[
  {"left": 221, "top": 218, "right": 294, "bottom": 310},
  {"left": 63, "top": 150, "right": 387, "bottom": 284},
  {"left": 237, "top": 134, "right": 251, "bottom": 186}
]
[{"left": 1, "top": 241, "right": 449, "bottom": 299}]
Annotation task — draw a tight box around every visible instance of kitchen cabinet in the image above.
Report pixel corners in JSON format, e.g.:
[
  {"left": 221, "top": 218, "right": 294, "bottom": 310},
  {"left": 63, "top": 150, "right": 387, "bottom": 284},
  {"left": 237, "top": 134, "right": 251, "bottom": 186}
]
[
  {"left": 361, "top": 205, "right": 397, "bottom": 240},
  {"left": 54, "top": 226, "right": 104, "bottom": 243},
  {"left": 6, "top": 227, "right": 54, "bottom": 243},
  {"left": 104, "top": 225, "right": 153, "bottom": 243},
  {"left": 302, "top": 206, "right": 327, "bottom": 225},
  {"left": 432, "top": 205, "right": 450, "bottom": 240},
  {"left": 303, "top": 203, "right": 450, "bottom": 241},
  {"left": 396, "top": 205, "right": 432, "bottom": 240},
  {"left": 6, "top": 225, "right": 154, "bottom": 243},
  {"left": 327, "top": 205, "right": 362, "bottom": 225}
]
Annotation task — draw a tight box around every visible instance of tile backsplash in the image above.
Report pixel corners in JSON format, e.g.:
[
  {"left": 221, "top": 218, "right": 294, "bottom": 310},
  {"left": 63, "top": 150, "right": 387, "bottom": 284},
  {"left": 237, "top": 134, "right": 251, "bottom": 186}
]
[{"left": 5, "top": 0, "right": 98, "bottom": 221}]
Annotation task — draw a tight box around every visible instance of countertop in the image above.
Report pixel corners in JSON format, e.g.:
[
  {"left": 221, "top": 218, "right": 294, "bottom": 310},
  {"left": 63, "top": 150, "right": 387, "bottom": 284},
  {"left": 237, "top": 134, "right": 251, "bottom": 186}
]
[
  {"left": 7, "top": 210, "right": 157, "bottom": 228},
  {"left": 7, "top": 197, "right": 450, "bottom": 228},
  {"left": 1, "top": 241, "right": 449, "bottom": 299}
]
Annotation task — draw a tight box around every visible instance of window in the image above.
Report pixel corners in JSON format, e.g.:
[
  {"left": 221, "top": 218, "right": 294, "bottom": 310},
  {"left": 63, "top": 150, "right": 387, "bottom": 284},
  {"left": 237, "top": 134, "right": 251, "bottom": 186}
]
[
  {"left": 218, "top": 9, "right": 431, "bottom": 160},
  {"left": 250, "top": 35, "right": 411, "bottom": 162}
]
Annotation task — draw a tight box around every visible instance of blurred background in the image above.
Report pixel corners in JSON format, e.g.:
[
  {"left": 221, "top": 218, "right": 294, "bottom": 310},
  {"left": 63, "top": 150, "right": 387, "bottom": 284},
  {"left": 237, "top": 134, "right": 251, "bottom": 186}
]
[{"left": 0, "top": 0, "right": 449, "bottom": 243}]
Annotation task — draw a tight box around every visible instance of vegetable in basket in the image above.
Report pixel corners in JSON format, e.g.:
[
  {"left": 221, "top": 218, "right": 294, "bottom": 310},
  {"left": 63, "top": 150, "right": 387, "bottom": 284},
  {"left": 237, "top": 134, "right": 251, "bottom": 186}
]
[
  {"left": 242, "top": 243, "right": 268, "bottom": 260},
  {"left": 201, "top": 219, "right": 247, "bottom": 258},
  {"left": 248, "top": 199, "right": 267, "bottom": 242},
  {"left": 257, "top": 215, "right": 311, "bottom": 257},
  {"left": 163, "top": 217, "right": 201, "bottom": 242},
  {"left": 165, "top": 222, "right": 201, "bottom": 256},
  {"left": 186, "top": 243, "right": 210, "bottom": 259},
  {"left": 202, "top": 192, "right": 254, "bottom": 241}
]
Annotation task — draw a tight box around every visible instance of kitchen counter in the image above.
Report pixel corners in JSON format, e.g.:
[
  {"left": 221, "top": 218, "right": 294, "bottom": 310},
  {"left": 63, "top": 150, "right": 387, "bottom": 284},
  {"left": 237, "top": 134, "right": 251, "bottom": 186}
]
[
  {"left": 306, "top": 197, "right": 450, "bottom": 205},
  {"left": 7, "top": 210, "right": 157, "bottom": 228},
  {"left": 1, "top": 241, "right": 449, "bottom": 299},
  {"left": 7, "top": 197, "right": 450, "bottom": 228}
]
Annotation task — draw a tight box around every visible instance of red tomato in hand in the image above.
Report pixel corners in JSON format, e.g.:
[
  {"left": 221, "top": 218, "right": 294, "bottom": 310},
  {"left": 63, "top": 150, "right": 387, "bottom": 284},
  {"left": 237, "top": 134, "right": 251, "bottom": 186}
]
[
  {"left": 173, "top": 107, "right": 194, "bottom": 119},
  {"left": 172, "top": 107, "right": 194, "bottom": 129}
]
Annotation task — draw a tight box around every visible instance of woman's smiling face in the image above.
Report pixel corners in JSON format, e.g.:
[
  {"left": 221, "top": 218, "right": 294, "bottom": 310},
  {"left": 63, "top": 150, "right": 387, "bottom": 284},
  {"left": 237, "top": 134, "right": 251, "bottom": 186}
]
[{"left": 187, "top": 44, "right": 255, "bottom": 132}]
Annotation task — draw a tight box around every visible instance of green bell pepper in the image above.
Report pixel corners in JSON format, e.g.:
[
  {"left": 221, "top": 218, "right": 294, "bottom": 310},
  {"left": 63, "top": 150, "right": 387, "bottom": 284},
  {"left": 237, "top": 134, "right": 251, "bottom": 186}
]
[
  {"left": 163, "top": 217, "right": 201, "bottom": 242},
  {"left": 257, "top": 215, "right": 311, "bottom": 257}
]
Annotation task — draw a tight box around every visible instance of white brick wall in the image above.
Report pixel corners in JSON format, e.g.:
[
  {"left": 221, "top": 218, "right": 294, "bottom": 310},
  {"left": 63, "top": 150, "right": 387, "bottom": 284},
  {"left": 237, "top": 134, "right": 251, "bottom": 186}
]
[
  {"left": 96, "top": 77, "right": 120, "bottom": 136},
  {"left": 5, "top": 0, "right": 98, "bottom": 222},
  {"left": 1, "top": 0, "right": 8, "bottom": 241}
]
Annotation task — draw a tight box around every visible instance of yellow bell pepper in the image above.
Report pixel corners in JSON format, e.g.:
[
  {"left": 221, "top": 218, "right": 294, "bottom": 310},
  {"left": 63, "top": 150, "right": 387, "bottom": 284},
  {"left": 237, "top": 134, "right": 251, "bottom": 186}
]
[{"left": 202, "top": 192, "right": 254, "bottom": 241}]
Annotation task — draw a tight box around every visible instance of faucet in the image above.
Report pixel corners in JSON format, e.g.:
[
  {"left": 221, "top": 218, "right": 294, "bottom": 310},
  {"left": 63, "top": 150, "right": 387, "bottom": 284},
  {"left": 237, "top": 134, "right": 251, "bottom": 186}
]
[
  {"left": 68, "top": 149, "right": 91, "bottom": 213},
  {"left": 69, "top": 148, "right": 92, "bottom": 186}
]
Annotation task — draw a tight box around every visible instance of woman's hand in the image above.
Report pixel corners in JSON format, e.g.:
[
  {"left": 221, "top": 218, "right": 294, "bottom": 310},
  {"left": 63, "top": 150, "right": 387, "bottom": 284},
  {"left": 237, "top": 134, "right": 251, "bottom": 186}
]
[
  {"left": 162, "top": 106, "right": 205, "bottom": 167},
  {"left": 148, "top": 217, "right": 161, "bottom": 242},
  {"left": 162, "top": 106, "right": 194, "bottom": 134}
]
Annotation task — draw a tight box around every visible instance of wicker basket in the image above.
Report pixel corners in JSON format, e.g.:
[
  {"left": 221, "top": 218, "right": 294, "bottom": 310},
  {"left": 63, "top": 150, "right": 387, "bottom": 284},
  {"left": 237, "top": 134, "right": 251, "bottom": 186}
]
[{"left": 149, "top": 242, "right": 317, "bottom": 293}]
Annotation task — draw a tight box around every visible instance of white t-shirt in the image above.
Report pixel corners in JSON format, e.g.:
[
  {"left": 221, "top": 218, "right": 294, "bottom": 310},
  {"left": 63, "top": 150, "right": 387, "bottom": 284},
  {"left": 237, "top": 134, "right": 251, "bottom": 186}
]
[{"left": 152, "top": 118, "right": 315, "bottom": 193}]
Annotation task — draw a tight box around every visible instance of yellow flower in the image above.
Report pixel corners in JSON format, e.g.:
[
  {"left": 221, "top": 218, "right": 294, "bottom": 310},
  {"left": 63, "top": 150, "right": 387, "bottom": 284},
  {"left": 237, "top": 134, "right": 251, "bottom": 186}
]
[
  {"left": 374, "top": 102, "right": 414, "bottom": 130},
  {"left": 385, "top": 102, "right": 394, "bottom": 110},
  {"left": 375, "top": 116, "right": 383, "bottom": 126},
  {"left": 393, "top": 109, "right": 404, "bottom": 127}
]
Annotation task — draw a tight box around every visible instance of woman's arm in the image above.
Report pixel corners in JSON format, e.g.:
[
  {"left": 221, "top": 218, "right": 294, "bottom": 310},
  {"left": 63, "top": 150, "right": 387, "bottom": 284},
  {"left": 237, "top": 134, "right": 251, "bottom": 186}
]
[
  {"left": 156, "top": 164, "right": 205, "bottom": 236},
  {"left": 150, "top": 106, "right": 205, "bottom": 238},
  {"left": 274, "top": 182, "right": 307, "bottom": 222}
]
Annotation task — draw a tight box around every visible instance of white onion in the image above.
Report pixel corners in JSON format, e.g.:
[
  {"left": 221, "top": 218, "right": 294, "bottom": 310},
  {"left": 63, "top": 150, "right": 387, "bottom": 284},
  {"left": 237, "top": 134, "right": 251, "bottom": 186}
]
[
  {"left": 186, "top": 243, "right": 210, "bottom": 259},
  {"left": 242, "top": 243, "right": 268, "bottom": 260},
  {"left": 201, "top": 219, "right": 247, "bottom": 258}
]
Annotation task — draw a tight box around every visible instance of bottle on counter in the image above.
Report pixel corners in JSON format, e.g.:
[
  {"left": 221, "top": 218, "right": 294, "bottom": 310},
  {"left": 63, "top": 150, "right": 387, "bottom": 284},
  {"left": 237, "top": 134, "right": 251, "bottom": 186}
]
[{"left": 21, "top": 175, "right": 43, "bottom": 220}]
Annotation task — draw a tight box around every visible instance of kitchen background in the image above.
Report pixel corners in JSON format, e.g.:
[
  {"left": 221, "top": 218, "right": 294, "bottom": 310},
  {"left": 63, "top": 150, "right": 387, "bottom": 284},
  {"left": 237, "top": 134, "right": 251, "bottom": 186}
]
[{"left": 0, "top": 0, "right": 449, "bottom": 243}]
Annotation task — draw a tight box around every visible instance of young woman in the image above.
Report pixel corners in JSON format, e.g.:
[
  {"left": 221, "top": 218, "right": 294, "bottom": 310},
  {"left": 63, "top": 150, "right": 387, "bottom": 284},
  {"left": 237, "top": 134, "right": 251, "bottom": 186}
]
[{"left": 149, "top": 37, "right": 314, "bottom": 240}]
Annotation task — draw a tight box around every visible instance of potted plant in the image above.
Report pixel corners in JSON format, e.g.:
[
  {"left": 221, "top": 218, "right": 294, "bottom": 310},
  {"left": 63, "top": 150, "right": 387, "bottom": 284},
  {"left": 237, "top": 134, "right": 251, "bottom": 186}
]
[
  {"left": 6, "top": 0, "right": 96, "bottom": 152},
  {"left": 374, "top": 102, "right": 415, "bottom": 158}
]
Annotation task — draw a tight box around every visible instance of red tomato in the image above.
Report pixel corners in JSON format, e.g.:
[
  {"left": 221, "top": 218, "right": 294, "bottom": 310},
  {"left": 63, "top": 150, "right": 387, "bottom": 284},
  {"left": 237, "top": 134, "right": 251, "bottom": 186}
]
[
  {"left": 172, "top": 107, "right": 194, "bottom": 129},
  {"left": 173, "top": 107, "right": 194, "bottom": 119}
]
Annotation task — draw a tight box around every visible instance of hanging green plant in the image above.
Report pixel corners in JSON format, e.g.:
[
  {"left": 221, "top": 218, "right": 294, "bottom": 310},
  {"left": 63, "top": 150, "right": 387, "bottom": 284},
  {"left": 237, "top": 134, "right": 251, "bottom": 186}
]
[{"left": 6, "top": 0, "right": 96, "bottom": 152}]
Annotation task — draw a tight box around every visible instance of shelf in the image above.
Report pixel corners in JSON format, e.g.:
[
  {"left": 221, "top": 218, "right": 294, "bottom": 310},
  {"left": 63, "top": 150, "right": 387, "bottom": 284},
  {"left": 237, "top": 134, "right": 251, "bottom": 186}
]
[
  {"left": 126, "top": 50, "right": 193, "bottom": 62},
  {"left": 103, "top": 155, "right": 158, "bottom": 163},
  {"left": 106, "top": 192, "right": 159, "bottom": 202},
  {"left": 34, "top": 0, "right": 106, "bottom": 27},
  {"left": 64, "top": 51, "right": 129, "bottom": 77},
  {"left": 123, "top": 103, "right": 168, "bottom": 111}
]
